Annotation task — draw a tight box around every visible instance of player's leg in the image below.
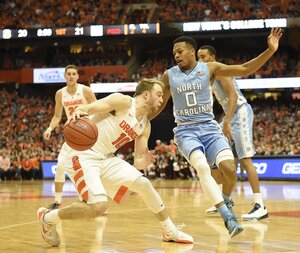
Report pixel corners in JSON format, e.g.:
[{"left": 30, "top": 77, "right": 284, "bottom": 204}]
[
  {"left": 130, "top": 176, "right": 193, "bottom": 243},
  {"left": 206, "top": 167, "right": 223, "bottom": 214},
  {"left": 49, "top": 162, "right": 65, "bottom": 209},
  {"left": 174, "top": 124, "right": 243, "bottom": 237},
  {"left": 240, "top": 158, "right": 268, "bottom": 220},
  {"left": 233, "top": 104, "right": 268, "bottom": 220},
  {"left": 102, "top": 156, "right": 193, "bottom": 243},
  {"left": 204, "top": 121, "right": 238, "bottom": 216},
  {"left": 49, "top": 143, "right": 68, "bottom": 209},
  {"left": 37, "top": 153, "right": 108, "bottom": 246}
]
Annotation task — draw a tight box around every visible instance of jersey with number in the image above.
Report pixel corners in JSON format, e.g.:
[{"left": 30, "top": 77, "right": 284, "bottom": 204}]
[
  {"left": 90, "top": 98, "right": 147, "bottom": 155},
  {"left": 62, "top": 84, "right": 88, "bottom": 120},
  {"left": 212, "top": 77, "right": 247, "bottom": 113},
  {"left": 168, "top": 62, "right": 214, "bottom": 123}
]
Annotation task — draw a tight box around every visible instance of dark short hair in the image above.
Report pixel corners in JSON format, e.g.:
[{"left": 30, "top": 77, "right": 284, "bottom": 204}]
[
  {"left": 65, "top": 65, "right": 78, "bottom": 73},
  {"left": 134, "top": 78, "right": 164, "bottom": 97},
  {"left": 199, "top": 45, "right": 217, "bottom": 57},
  {"left": 173, "top": 36, "right": 197, "bottom": 51}
]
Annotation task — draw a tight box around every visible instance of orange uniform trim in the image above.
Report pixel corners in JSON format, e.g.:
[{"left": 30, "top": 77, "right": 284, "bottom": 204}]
[{"left": 113, "top": 185, "right": 128, "bottom": 204}]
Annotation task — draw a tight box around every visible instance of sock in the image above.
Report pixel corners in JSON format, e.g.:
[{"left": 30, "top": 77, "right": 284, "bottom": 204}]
[
  {"left": 222, "top": 193, "right": 231, "bottom": 204},
  {"left": 253, "top": 193, "right": 264, "bottom": 207},
  {"left": 218, "top": 204, "right": 232, "bottom": 220},
  {"left": 44, "top": 209, "right": 61, "bottom": 225},
  {"left": 55, "top": 192, "right": 62, "bottom": 204},
  {"left": 160, "top": 217, "right": 176, "bottom": 233}
]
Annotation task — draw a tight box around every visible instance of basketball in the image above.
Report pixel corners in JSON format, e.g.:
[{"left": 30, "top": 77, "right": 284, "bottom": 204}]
[{"left": 64, "top": 117, "right": 98, "bottom": 151}]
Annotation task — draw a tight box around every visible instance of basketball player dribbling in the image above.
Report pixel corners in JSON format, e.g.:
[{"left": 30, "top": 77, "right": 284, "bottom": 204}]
[
  {"left": 37, "top": 78, "right": 193, "bottom": 247},
  {"left": 43, "top": 65, "right": 96, "bottom": 209}
]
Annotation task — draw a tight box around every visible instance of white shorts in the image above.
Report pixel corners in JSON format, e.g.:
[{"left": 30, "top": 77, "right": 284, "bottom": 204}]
[{"left": 64, "top": 149, "right": 143, "bottom": 204}]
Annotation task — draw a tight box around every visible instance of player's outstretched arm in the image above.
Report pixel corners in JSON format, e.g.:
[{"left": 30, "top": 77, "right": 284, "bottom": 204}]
[{"left": 212, "top": 27, "right": 282, "bottom": 77}]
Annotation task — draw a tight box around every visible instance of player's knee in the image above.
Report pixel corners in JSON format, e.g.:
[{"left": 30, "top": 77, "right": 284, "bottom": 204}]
[
  {"left": 190, "top": 150, "right": 211, "bottom": 177},
  {"left": 132, "top": 176, "right": 153, "bottom": 193},
  {"left": 219, "top": 160, "right": 237, "bottom": 179},
  {"left": 89, "top": 202, "right": 108, "bottom": 218}
]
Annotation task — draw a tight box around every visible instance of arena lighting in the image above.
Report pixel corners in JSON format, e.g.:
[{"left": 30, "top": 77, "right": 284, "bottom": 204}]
[{"left": 90, "top": 77, "right": 300, "bottom": 93}]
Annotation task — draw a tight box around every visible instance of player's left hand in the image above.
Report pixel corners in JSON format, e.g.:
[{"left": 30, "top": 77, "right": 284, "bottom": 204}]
[
  {"left": 268, "top": 27, "right": 282, "bottom": 52},
  {"left": 223, "top": 121, "right": 234, "bottom": 141}
]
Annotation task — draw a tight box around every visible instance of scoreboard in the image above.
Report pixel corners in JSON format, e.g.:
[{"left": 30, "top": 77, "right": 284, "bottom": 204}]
[{"left": 0, "top": 23, "right": 160, "bottom": 39}]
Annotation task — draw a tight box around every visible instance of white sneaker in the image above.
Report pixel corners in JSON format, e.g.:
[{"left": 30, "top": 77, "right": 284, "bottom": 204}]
[
  {"left": 242, "top": 203, "right": 269, "bottom": 221},
  {"left": 162, "top": 225, "right": 193, "bottom": 244},
  {"left": 206, "top": 205, "right": 218, "bottom": 214},
  {"left": 37, "top": 207, "right": 61, "bottom": 247}
]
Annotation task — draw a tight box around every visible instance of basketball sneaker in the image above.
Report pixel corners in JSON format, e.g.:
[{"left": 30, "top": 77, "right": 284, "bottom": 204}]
[
  {"left": 48, "top": 201, "right": 61, "bottom": 210},
  {"left": 206, "top": 205, "right": 218, "bottom": 214},
  {"left": 37, "top": 207, "right": 61, "bottom": 247},
  {"left": 224, "top": 216, "right": 244, "bottom": 238},
  {"left": 241, "top": 203, "right": 269, "bottom": 221},
  {"left": 162, "top": 225, "right": 193, "bottom": 244}
]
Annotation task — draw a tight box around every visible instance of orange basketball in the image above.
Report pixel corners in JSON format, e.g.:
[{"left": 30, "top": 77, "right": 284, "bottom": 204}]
[{"left": 64, "top": 117, "right": 98, "bottom": 151}]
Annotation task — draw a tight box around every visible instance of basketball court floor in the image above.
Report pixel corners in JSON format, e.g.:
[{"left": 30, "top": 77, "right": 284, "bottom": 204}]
[{"left": 1, "top": 179, "right": 300, "bottom": 253}]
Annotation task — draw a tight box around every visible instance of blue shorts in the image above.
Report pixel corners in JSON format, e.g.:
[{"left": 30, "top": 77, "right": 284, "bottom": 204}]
[
  {"left": 174, "top": 120, "right": 231, "bottom": 165},
  {"left": 221, "top": 103, "right": 256, "bottom": 159}
]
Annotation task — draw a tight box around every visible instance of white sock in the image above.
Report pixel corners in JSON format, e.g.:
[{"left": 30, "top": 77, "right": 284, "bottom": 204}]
[
  {"left": 253, "top": 193, "right": 264, "bottom": 207},
  {"left": 160, "top": 217, "right": 176, "bottom": 233},
  {"left": 44, "top": 209, "right": 61, "bottom": 225},
  {"left": 55, "top": 192, "right": 62, "bottom": 204}
]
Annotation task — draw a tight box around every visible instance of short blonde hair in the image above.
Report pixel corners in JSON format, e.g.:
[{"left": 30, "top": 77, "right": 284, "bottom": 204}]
[{"left": 134, "top": 78, "right": 164, "bottom": 97}]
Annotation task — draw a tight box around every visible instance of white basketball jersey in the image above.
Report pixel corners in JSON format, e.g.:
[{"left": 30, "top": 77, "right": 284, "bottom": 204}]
[
  {"left": 90, "top": 98, "right": 148, "bottom": 155},
  {"left": 61, "top": 84, "right": 88, "bottom": 120}
]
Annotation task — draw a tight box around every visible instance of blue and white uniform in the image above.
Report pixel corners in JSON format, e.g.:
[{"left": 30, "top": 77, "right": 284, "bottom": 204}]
[
  {"left": 212, "top": 78, "right": 255, "bottom": 159},
  {"left": 168, "top": 62, "right": 232, "bottom": 165}
]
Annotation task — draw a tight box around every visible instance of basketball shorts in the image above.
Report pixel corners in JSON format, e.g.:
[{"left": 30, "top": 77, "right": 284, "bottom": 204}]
[
  {"left": 64, "top": 149, "right": 143, "bottom": 204},
  {"left": 221, "top": 103, "right": 256, "bottom": 159},
  {"left": 174, "top": 120, "right": 231, "bottom": 166}
]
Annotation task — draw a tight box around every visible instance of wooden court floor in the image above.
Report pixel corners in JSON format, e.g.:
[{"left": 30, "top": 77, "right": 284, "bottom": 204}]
[{"left": 1, "top": 179, "right": 300, "bottom": 253}]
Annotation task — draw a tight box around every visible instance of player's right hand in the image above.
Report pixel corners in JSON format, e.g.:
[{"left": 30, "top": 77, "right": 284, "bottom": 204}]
[
  {"left": 43, "top": 128, "right": 52, "bottom": 141},
  {"left": 70, "top": 110, "right": 89, "bottom": 122}
]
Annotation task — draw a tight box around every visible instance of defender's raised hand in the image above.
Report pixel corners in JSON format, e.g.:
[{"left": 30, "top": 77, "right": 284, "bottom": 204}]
[{"left": 268, "top": 27, "right": 282, "bottom": 53}]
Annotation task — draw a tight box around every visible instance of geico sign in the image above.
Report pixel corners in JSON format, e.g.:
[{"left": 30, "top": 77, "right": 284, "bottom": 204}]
[
  {"left": 282, "top": 163, "right": 300, "bottom": 175},
  {"left": 253, "top": 163, "right": 267, "bottom": 174},
  {"left": 51, "top": 165, "right": 58, "bottom": 174}
]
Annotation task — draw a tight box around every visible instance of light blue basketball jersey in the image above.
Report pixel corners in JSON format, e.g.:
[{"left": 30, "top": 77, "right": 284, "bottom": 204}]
[
  {"left": 212, "top": 77, "right": 247, "bottom": 113},
  {"left": 168, "top": 62, "right": 214, "bottom": 123}
]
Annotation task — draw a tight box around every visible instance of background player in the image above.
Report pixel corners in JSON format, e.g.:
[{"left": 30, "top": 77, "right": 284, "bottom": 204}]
[
  {"left": 43, "top": 65, "right": 96, "bottom": 208},
  {"left": 37, "top": 78, "right": 193, "bottom": 247},
  {"left": 197, "top": 45, "right": 268, "bottom": 220}
]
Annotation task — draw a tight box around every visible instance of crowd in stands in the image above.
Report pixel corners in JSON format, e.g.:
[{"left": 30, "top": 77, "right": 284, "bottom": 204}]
[
  {"left": 0, "top": 87, "right": 299, "bottom": 181},
  {"left": 157, "top": 0, "right": 299, "bottom": 23},
  {"left": 0, "top": 43, "right": 130, "bottom": 70},
  {"left": 1, "top": 0, "right": 299, "bottom": 29}
]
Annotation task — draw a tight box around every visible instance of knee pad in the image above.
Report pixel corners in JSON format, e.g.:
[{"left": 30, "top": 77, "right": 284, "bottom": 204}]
[
  {"left": 189, "top": 150, "right": 211, "bottom": 177},
  {"left": 215, "top": 149, "right": 234, "bottom": 168}
]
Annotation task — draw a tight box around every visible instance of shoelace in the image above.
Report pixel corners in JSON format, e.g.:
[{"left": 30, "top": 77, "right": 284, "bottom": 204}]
[
  {"left": 176, "top": 223, "right": 186, "bottom": 230},
  {"left": 248, "top": 203, "right": 261, "bottom": 214}
]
